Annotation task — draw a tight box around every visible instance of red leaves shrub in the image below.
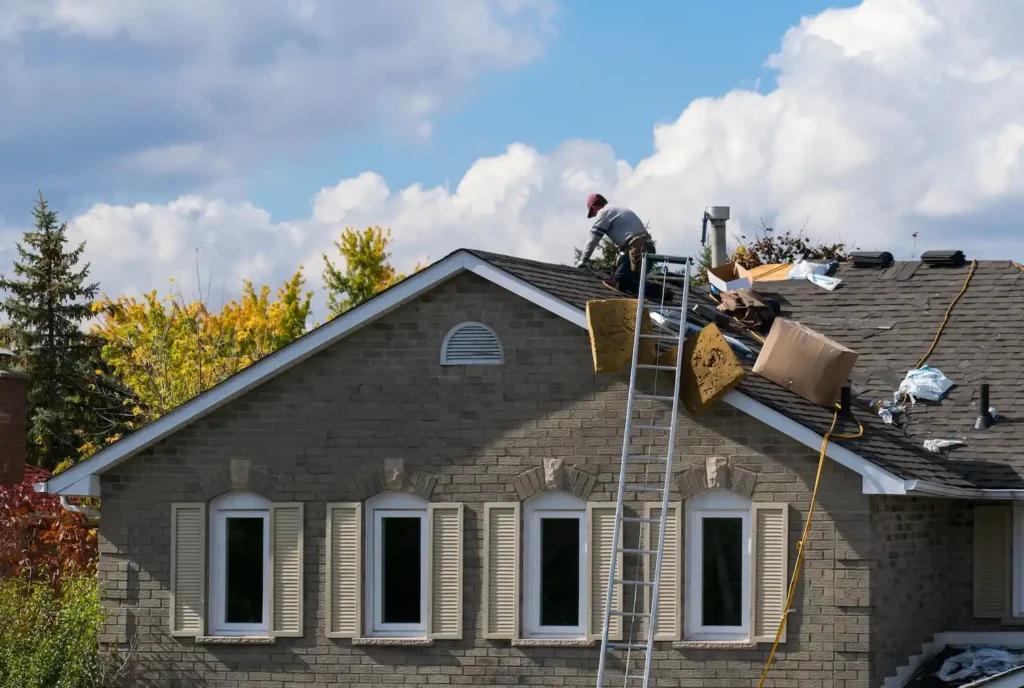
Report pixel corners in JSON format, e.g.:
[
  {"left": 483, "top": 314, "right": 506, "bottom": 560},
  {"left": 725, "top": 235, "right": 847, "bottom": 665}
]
[{"left": 0, "top": 471, "right": 97, "bottom": 589}]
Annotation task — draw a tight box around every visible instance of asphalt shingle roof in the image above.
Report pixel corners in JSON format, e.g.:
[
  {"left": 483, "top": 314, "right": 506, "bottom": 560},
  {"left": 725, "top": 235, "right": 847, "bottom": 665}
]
[{"left": 467, "top": 250, "right": 1019, "bottom": 489}]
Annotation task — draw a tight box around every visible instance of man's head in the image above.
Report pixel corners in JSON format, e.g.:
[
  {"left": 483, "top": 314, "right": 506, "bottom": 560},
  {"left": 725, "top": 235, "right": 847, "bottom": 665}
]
[{"left": 586, "top": 193, "right": 607, "bottom": 218}]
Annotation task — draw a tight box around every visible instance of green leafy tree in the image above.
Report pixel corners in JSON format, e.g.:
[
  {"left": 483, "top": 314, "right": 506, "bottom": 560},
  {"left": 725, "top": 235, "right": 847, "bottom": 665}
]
[
  {"left": 0, "top": 195, "right": 114, "bottom": 470},
  {"left": 571, "top": 239, "right": 619, "bottom": 271},
  {"left": 691, "top": 244, "right": 713, "bottom": 286},
  {"left": 321, "top": 226, "right": 423, "bottom": 318}
]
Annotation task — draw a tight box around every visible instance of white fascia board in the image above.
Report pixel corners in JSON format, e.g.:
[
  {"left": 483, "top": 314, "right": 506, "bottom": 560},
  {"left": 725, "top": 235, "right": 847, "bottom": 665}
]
[
  {"left": 41, "top": 252, "right": 475, "bottom": 496},
  {"left": 720, "top": 390, "right": 910, "bottom": 496}
]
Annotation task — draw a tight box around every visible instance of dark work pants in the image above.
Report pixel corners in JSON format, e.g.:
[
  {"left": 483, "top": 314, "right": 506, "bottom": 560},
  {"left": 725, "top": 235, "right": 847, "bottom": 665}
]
[{"left": 612, "top": 242, "right": 672, "bottom": 302}]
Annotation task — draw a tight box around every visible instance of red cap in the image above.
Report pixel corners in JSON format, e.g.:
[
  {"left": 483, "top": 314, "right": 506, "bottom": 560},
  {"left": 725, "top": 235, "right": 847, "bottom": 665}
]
[{"left": 586, "top": 193, "right": 606, "bottom": 218}]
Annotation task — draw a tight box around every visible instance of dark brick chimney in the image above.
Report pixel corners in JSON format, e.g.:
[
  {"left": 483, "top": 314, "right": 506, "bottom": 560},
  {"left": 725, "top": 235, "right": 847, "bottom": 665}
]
[{"left": 0, "top": 370, "right": 30, "bottom": 486}]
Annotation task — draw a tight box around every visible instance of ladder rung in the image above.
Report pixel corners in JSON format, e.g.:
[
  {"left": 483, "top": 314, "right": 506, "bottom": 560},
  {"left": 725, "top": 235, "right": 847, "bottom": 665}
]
[
  {"left": 637, "top": 333, "right": 678, "bottom": 340},
  {"left": 610, "top": 610, "right": 650, "bottom": 617},
  {"left": 634, "top": 424, "right": 672, "bottom": 431},
  {"left": 621, "top": 516, "right": 662, "bottom": 524},
  {"left": 636, "top": 363, "right": 676, "bottom": 371},
  {"left": 645, "top": 305, "right": 683, "bottom": 311},
  {"left": 627, "top": 455, "right": 667, "bottom": 463},
  {"left": 614, "top": 578, "right": 654, "bottom": 587},
  {"left": 618, "top": 547, "right": 657, "bottom": 556},
  {"left": 606, "top": 641, "right": 650, "bottom": 651},
  {"left": 625, "top": 484, "right": 664, "bottom": 493},
  {"left": 635, "top": 393, "right": 675, "bottom": 402}
]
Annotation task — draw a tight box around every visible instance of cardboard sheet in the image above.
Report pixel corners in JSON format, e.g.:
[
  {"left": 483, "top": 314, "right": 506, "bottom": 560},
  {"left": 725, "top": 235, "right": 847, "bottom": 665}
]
[
  {"left": 752, "top": 318, "right": 859, "bottom": 407},
  {"left": 738, "top": 263, "right": 793, "bottom": 283}
]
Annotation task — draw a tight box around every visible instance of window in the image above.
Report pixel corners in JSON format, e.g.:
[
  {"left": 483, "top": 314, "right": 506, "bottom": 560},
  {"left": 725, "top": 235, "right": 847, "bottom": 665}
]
[
  {"left": 685, "top": 489, "right": 751, "bottom": 641},
  {"left": 208, "top": 492, "right": 271, "bottom": 636},
  {"left": 440, "top": 321, "right": 504, "bottom": 365},
  {"left": 365, "top": 491, "right": 429, "bottom": 637},
  {"left": 523, "top": 492, "right": 587, "bottom": 638}
]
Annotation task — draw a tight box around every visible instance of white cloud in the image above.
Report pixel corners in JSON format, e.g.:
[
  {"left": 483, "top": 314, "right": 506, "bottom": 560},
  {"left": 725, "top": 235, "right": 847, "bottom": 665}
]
[
  {"left": 20, "top": 0, "right": 1024, "bottom": 319},
  {"left": 0, "top": 0, "right": 556, "bottom": 214}
]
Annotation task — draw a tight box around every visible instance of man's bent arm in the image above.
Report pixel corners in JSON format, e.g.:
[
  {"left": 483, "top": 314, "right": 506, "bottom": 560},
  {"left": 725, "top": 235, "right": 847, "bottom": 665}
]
[{"left": 578, "top": 231, "right": 603, "bottom": 265}]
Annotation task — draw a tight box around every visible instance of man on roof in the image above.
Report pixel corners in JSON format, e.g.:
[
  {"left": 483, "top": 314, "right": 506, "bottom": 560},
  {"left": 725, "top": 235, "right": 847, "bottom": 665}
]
[{"left": 576, "top": 193, "right": 670, "bottom": 299}]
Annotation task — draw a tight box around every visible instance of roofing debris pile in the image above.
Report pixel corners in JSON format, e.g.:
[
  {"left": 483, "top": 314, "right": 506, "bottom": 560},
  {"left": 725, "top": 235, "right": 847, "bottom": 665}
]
[
  {"left": 585, "top": 251, "right": 989, "bottom": 447},
  {"left": 585, "top": 260, "right": 861, "bottom": 413}
]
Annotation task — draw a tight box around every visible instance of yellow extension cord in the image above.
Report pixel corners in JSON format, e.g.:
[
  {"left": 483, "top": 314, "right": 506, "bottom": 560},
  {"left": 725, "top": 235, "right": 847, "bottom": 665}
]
[
  {"left": 754, "top": 259, "right": 976, "bottom": 687},
  {"left": 755, "top": 408, "right": 862, "bottom": 688}
]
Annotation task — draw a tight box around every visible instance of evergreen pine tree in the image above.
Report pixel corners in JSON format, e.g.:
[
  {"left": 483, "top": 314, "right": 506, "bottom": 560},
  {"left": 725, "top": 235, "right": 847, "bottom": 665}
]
[{"left": 0, "top": 194, "right": 106, "bottom": 469}]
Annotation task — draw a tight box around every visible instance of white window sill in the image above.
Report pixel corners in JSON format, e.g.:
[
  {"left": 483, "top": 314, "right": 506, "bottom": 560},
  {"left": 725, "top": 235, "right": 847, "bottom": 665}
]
[
  {"left": 512, "top": 638, "right": 596, "bottom": 648},
  {"left": 352, "top": 637, "right": 434, "bottom": 647},
  {"left": 673, "top": 640, "right": 757, "bottom": 650},
  {"left": 195, "top": 635, "right": 276, "bottom": 645}
]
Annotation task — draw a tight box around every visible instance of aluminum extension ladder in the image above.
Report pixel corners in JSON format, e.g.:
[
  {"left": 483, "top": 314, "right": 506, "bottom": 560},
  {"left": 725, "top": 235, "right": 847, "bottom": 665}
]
[{"left": 596, "top": 252, "right": 692, "bottom": 688}]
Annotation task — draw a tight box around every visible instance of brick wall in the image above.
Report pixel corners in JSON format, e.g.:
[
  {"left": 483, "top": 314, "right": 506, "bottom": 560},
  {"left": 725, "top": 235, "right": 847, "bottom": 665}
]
[
  {"left": 98, "top": 272, "right": 873, "bottom": 687},
  {"left": 0, "top": 370, "right": 28, "bottom": 486},
  {"left": 869, "top": 496, "right": 955, "bottom": 685}
]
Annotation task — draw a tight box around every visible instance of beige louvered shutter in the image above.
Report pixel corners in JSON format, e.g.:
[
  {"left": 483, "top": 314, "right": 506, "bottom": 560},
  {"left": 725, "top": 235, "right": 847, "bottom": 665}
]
[
  {"left": 270, "top": 503, "right": 304, "bottom": 637},
  {"left": 587, "top": 503, "right": 622, "bottom": 641},
  {"left": 751, "top": 502, "right": 789, "bottom": 643},
  {"left": 428, "top": 503, "right": 464, "bottom": 639},
  {"left": 170, "top": 503, "right": 206, "bottom": 637},
  {"left": 974, "top": 505, "right": 1012, "bottom": 619},
  {"left": 483, "top": 502, "right": 520, "bottom": 640},
  {"left": 644, "top": 502, "right": 682, "bottom": 641},
  {"left": 326, "top": 503, "right": 363, "bottom": 638}
]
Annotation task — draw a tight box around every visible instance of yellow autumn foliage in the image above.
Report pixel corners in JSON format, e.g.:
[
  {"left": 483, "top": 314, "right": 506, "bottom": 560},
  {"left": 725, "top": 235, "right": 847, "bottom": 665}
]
[{"left": 90, "top": 268, "right": 312, "bottom": 423}]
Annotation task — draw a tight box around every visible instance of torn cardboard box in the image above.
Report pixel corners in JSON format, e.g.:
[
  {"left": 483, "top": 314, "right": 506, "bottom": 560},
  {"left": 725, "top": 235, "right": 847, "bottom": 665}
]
[
  {"left": 752, "top": 318, "right": 858, "bottom": 407},
  {"left": 706, "top": 263, "right": 751, "bottom": 292}
]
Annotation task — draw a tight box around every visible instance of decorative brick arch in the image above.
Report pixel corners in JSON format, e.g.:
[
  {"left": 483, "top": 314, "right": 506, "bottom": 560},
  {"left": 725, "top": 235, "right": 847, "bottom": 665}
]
[
  {"left": 355, "top": 459, "right": 438, "bottom": 500},
  {"left": 199, "top": 458, "right": 279, "bottom": 501},
  {"left": 676, "top": 456, "right": 757, "bottom": 500},
  {"left": 512, "top": 458, "right": 597, "bottom": 501}
]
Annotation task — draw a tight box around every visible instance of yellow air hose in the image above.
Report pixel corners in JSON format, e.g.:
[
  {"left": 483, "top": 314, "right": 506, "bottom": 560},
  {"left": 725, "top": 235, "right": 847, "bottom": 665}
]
[{"left": 756, "top": 407, "right": 863, "bottom": 688}]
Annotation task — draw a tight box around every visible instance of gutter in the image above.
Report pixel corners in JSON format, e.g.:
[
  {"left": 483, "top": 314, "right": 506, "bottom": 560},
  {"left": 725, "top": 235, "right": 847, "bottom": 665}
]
[
  {"left": 59, "top": 496, "right": 100, "bottom": 522},
  {"left": 903, "top": 479, "right": 1024, "bottom": 501}
]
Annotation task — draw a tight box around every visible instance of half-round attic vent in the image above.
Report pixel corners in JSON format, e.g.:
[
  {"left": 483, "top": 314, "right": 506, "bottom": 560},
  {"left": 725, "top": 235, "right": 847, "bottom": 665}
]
[{"left": 441, "top": 322, "right": 504, "bottom": 365}]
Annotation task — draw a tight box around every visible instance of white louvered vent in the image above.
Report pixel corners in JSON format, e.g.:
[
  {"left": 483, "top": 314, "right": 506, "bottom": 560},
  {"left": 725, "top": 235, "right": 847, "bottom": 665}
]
[{"left": 441, "top": 322, "right": 504, "bottom": 365}]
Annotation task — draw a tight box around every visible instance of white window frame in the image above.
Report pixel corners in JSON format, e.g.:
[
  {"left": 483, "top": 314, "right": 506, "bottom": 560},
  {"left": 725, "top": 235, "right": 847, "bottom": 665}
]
[
  {"left": 208, "top": 491, "right": 271, "bottom": 637},
  {"left": 523, "top": 491, "right": 587, "bottom": 639},
  {"left": 1012, "top": 504, "right": 1024, "bottom": 617},
  {"left": 684, "top": 489, "right": 752, "bottom": 641},
  {"left": 364, "top": 491, "right": 429, "bottom": 638}
]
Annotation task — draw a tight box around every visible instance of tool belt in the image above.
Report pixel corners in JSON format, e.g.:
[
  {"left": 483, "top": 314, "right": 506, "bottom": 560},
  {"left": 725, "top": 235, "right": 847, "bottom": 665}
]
[{"left": 619, "top": 232, "right": 654, "bottom": 273}]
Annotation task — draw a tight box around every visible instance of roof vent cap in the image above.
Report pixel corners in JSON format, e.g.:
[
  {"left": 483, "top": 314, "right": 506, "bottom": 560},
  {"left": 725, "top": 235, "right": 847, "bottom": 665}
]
[
  {"left": 850, "top": 251, "right": 894, "bottom": 269},
  {"left": 921, "top": 250, "right": 966, "bottom": 267}
]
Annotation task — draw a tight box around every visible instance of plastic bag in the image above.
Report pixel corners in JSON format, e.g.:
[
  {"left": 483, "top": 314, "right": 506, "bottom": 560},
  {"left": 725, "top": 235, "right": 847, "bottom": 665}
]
[
  {"left": 896, "top": 366, "right": 954, "bottom": 404},
  {"left": 807, "top": 273, "right": 842, "bottom": 291},
  {"left": 787, "top": 260, "right": 828, "bottom": 280},
  {"left": 937, "top": 648, "right": 1024, "bottom": 683}
]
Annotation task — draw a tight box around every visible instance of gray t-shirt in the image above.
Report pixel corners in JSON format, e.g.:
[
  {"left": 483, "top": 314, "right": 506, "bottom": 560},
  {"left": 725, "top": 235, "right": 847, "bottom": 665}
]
[{"left": 579, "top": 205, "right": 647, "bottom": 262}]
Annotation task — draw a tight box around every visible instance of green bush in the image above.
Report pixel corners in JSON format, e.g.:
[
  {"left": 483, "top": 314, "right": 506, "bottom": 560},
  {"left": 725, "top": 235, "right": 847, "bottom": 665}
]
[{"left": 0, "top": 574, "right": 104, "bottom": 688}]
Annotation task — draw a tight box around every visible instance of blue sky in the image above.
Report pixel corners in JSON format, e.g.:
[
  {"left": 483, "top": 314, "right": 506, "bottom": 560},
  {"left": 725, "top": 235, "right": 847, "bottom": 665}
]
[
  {"left": 2, "top": 0, "right": 1022, "bottom": 309},
  {"left": 250, "top": 0, "right": 853, "bottom": 221}
]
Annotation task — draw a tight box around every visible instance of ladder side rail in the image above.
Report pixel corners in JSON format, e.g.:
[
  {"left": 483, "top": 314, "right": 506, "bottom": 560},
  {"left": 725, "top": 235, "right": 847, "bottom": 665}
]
[
  {"left": 596, "top": 251, "right": 652, "bottom": 688},
  {"left": 640, "top": 261, "right": 691, "bottom": 688}
]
